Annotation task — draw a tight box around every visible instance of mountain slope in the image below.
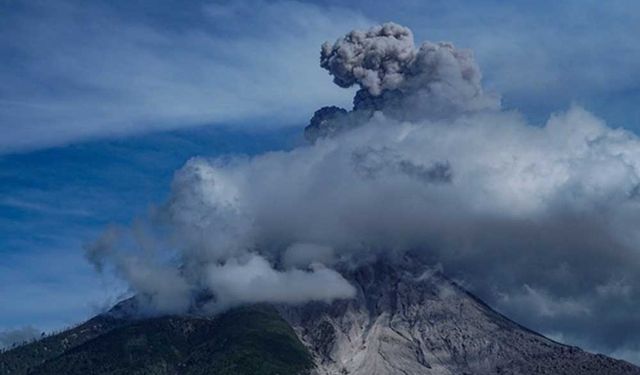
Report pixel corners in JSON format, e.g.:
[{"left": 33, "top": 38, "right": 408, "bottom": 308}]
[
  {"left": 278, "top": 259, "right": 640, "bottom": 375},
  {"left": 2, "top": 260, "right": 639, "bottom": 375},
  {"left": 0, "top": 305, "right": 313, "bottom": 375},
  {"left": 0, "top": 315, "right": 125, "bottom": 375}
]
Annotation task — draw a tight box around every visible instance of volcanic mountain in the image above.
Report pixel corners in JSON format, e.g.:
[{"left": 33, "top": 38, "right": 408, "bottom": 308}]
[{"left": 2, "top": 258, "right": 638, "bottom": 375}]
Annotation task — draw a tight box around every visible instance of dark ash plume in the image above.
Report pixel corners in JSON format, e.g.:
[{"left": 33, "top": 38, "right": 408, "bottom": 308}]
[{"left": 306, "top": 22, "right": 500, "bottom": 141}]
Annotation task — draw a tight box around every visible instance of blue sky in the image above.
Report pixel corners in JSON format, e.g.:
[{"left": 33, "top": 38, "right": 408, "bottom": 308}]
[{"left": 1, "top": 0, "right": 640, "bottom": 359}]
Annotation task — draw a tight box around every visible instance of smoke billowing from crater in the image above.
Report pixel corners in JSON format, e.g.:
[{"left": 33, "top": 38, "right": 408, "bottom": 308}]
[
  {"left": 88, "top": 23, "right": 640, "bottom": 357},
  {"left": 306, "top": 22, "right": 499, "bottom": 141}
]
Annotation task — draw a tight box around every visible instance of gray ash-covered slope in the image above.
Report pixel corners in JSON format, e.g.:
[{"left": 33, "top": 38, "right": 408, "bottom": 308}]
[{"left": 279, "top": 259, "right": 640, "bottom": 375}]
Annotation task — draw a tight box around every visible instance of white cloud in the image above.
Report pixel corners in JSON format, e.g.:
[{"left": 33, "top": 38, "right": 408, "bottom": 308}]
[
  {"left": 0, "top": 327, "right": 41, "bottom": 349},
  {"left": 205, "top": 254, "right": 355, "bottom": 311}
]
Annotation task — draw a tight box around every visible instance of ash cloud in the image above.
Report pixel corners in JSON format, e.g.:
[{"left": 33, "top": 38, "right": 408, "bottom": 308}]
[
  {"left": 88, "top": 23, "right": 640, "bottom": 360},
  {"left": 306, "top": 22, "right": 499, "bottom": 141}
]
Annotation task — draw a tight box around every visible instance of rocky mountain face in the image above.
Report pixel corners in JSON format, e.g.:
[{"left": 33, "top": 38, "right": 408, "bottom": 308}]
[
  {"left": 2, "top": 259, "right": 639, "bottom": 375},
  {"left": 278, "top": 259, "right": 640, "bottom": 375}
]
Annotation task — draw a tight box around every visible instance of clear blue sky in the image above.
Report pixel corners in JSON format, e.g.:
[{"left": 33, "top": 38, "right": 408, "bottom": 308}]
[{"left": 1, "top": 0, "right": 640, "bottom": 360}]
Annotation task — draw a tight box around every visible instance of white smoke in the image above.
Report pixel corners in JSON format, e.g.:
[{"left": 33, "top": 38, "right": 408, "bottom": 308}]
[
  {"left": 0, "top": 327, "right": 40, "bottom": 350},
  {"left": 88, "top": 23, "right": 640, "bottom": 356},
  {"left": 165, "top": 105, "right": 640, "bottom": 259},
  {"left": 204, "top": 254, "right": 355, "bottom": 311}
]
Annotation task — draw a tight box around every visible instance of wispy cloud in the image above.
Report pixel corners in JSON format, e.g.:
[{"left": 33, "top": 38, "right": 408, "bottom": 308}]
[
  {"left": 0, "top": 0, "right": 371, "bottom": 153},
  {"left": 0, "top": 197, "right": 92, "bottom": 217}
]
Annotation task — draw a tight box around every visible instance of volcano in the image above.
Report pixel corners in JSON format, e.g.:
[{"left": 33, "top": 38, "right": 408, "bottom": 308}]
[{"left": 2, "top": 258, "right": 638, "bottom": 375}]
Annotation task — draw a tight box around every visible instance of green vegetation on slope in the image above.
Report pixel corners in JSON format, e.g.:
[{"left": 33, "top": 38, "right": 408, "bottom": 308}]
[
  {"left": 0, "top": 315, "right": 124, "bottom": 375},
  {"left": 0, "top": 305, "right": 314, "bottom": 375}
]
